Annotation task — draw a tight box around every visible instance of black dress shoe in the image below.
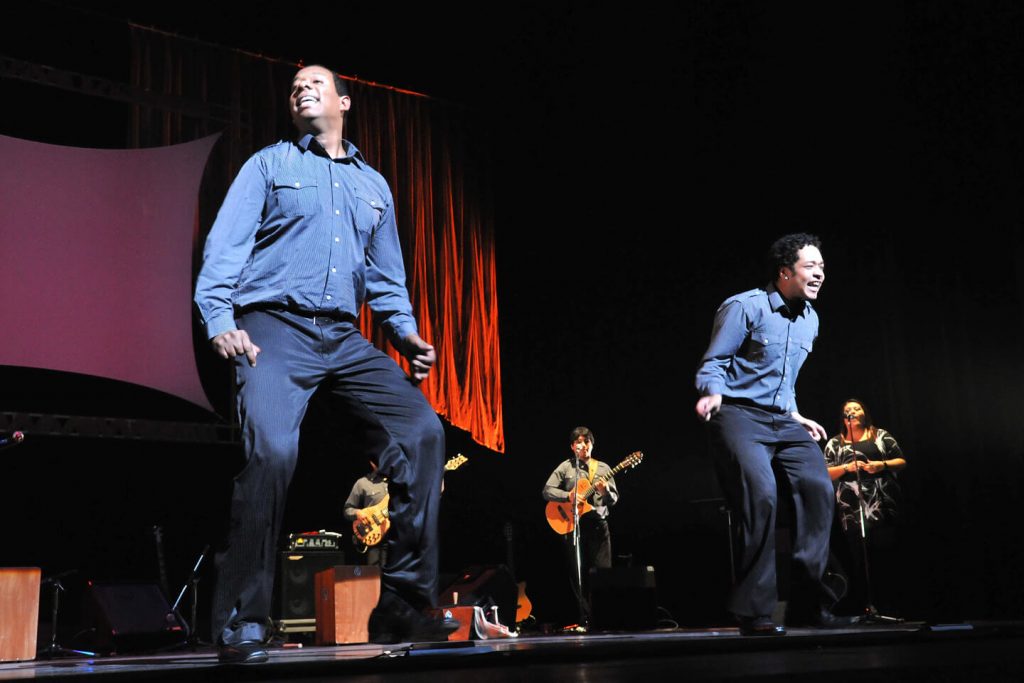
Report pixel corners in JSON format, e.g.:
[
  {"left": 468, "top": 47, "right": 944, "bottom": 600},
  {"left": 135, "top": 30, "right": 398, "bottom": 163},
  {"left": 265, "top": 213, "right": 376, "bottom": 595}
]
[
  {"left": 218, "top": 640, "right": 269, "bottom": 664},
  {"left": 737, "top": 615, "right": 786, "bottom": 636},
  {"left": 809, "top": 607, "right": 862, "bottom": 629},
  {"left": 368, "top": 591, "right": 460, "bottom": 644}
]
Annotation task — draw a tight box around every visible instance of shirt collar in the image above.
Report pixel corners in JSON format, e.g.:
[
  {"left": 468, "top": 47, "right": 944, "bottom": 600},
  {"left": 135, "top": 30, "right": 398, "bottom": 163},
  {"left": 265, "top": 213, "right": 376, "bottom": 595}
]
[
  {"left": 297, "top": 134, "right": 366, "bottom": 165},
  {"left": 766, "top": 282, "right": 810, "bottom": 318}
]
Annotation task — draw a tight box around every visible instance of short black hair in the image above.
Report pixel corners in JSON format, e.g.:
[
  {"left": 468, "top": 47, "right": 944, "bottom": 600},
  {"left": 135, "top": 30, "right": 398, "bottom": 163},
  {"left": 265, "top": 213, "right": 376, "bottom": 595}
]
[
  {"left": 295, "top": 64, "right": 349, "bottom": 98},
  {"left": 767, "top": 233, "right": 822, "bottom": 282},
  {"left": 570, "top": 426, "right": 595, "bottom": 447}
]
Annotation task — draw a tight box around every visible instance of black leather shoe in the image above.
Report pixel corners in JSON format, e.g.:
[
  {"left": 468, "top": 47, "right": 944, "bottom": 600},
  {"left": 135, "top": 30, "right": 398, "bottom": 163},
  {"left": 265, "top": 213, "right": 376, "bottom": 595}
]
[
  {"left": 809, "top": 607, "right": 862, "bottom": 629},
  {"left": 218, "top": 640, "right": 269, "bottom": 664},
  {"left": 368, "top": 591, "right": 460, "bottom": 644},
  {"left": 737, "top": 615, "right": 786, "bottom": 636}
]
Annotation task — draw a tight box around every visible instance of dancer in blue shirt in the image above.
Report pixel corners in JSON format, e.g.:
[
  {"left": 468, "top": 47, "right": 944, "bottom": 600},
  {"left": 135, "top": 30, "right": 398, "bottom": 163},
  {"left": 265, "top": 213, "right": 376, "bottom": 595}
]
[
  {"left": 696, "top": 233, "right": 858, "bottom": 636},
  {"left": 195, "top": 64, "right": 455, "bottom": 662}
]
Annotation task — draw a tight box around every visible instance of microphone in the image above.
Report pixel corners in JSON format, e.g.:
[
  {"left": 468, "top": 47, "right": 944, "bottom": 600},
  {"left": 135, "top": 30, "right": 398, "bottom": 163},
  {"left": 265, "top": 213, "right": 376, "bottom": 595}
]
[
  {"left": 843, "top": 413, "right": 856, "bottom": 420},
  {"left": 0, "top": 431, "right": 24, "bottom": 450}
]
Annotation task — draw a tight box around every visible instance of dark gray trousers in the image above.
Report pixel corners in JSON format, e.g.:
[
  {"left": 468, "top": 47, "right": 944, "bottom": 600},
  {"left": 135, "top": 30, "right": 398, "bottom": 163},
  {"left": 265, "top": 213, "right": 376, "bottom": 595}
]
[
  {"left": 212, "top": 310, "right": 444, "bottom": 643},
  {"left": 710, "top": 403, "right": 834, "bottom": 618}
]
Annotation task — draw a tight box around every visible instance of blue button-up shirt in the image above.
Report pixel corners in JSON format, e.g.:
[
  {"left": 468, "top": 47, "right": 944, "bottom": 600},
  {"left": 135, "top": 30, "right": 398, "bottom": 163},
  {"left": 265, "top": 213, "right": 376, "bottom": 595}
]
[
  {"left": 194, "top": 135, "right": 416, "bottom": 344},
  {"left": 695, "top": 284, "right": 818, "bottom": 415}
]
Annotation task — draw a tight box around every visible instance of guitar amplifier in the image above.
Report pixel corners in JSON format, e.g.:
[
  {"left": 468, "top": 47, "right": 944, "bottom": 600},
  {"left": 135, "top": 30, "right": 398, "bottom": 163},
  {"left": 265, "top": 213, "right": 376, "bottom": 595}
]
[{"left": 275, "top": 551, "right": 345, "bottom": 623}]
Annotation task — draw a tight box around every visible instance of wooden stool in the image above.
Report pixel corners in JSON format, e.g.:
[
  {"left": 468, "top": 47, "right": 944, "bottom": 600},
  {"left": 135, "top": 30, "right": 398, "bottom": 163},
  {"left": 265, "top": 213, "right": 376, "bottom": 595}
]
[{"left": 0, "top": 567, "right": 41, "bottom": 662}]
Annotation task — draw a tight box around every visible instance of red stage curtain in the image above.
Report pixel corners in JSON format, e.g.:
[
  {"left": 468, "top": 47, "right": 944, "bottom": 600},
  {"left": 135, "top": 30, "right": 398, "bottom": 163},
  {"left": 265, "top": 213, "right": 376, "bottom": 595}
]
[{"left": 129, "top": 27, "right": 505, "bottom": 452}]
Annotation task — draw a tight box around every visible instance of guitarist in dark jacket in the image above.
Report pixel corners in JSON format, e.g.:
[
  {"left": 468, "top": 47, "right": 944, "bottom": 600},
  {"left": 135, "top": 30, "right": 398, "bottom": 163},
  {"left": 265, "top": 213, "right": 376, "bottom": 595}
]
[
  {"left": 542, "top": 426, "right": 618, "bottom": 629},
  {"left": 344, "top": 461, "right": 389, "bottom": 568}
]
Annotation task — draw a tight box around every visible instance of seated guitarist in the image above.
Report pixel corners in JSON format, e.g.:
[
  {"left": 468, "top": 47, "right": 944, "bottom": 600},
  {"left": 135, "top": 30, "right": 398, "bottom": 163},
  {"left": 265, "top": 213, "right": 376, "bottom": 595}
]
[
  {"left": 542, "top": 426, "right": 618, "bottom": 629},
  {"left": 343, "top": 460, "right": 389, "bottom": 568}
]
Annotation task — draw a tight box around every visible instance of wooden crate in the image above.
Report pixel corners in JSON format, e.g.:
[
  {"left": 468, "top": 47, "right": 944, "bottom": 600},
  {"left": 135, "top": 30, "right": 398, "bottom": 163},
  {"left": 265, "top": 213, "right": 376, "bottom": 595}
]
[
  {"left": 0, "top": 568, "right": 40, "bottom": 662},
  {"left": 314, "top": 565, "right": 380, "bottom": 644}
]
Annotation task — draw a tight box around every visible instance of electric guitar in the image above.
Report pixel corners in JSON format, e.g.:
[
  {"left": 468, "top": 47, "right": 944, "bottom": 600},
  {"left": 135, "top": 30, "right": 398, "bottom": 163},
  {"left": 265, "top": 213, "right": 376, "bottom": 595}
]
[
  {"left": 544, "top": 451, "right": 643, "bottom": 535},
  {"left": 352, "top": 454, "right": 468, "bottom": 550}
]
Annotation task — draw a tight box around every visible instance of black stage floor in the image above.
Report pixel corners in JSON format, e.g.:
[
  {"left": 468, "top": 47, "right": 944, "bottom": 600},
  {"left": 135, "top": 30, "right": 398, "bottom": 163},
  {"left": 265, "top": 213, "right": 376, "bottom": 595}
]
[{"left": 5, "top": 621, "right": 1024, "bottom": 682}]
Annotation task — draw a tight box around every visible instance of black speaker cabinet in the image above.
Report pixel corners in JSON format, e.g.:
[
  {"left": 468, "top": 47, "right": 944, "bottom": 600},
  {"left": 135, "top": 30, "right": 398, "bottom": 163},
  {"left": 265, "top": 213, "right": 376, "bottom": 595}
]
[
  {"left": 438, "top": 565, "right": 517, "bottom": 628},
  {"left": 589, "top": 566, "right": 658, "bottom": 631},
  {"left": 276, "top": 551, "right": 345, "bottom": 621},
  {"left": 85, "top": 582, "right": 186, "bottom": 653}
]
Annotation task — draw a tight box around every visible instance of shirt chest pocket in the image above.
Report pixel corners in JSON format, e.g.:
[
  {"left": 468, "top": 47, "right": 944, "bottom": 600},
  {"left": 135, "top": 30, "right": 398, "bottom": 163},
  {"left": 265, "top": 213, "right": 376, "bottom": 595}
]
[
  {"left": 353, "top": 188, "right": 386, "bottom": 234},
  {"left": 793, "top": 336, "right": 814, "bottom": 356},
  {"left": 269, "top": 177, "right": 319, "bottom": 217},
  {"left": 746, "top": 328, "right": 786, "bottom": 364}
]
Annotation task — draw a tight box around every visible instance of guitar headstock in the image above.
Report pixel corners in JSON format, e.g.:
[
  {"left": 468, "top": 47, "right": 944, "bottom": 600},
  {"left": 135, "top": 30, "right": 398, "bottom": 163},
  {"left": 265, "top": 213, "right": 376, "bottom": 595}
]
[
  {"left": 620, "top": 451, "right": 644, "bottom": 470},
  {"left": 445, "top": 454, "right": 468, "bottom": 471}
]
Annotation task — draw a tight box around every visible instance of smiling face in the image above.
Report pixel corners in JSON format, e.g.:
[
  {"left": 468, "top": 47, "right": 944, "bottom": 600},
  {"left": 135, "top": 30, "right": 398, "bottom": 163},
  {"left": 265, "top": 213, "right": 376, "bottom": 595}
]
[
  {"left": 289, "top": 66, "right": 350, "bottom": 133},
  {"left": 777, "top": 245, "right": 825, "bottom": 301},
  {"left": 570, "top": 435, "right": 594, "bottom": 463}
]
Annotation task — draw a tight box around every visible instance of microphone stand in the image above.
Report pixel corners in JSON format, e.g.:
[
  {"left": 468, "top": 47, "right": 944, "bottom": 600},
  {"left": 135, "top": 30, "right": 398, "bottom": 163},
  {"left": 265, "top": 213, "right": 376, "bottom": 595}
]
[
  {"left": 842, "top": 416, "right": 901, "bottom": 624},
  {"left": 169, "top": 545, "right": 210, "bottom": 648},
  {"left": 570, "top": 454, "right": 586, "bottom": 630},
  {"left": 37, "top": 572, "right": 96, "bottom": 659}
]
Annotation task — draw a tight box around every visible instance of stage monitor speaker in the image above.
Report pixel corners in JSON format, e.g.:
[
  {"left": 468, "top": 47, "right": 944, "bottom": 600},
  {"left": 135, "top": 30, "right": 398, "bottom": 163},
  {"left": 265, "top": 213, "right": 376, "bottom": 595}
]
[
  {"left": 438, "top": 565, "right": 517, "bottom": 628},
  {"left": 86, "top": 582, "right": 185, "bottom": 653},
  {"left": 589, "top": 566, "right": 658, "bottom": 631},
  {"left": 276, "top": 551, "right": 345, "bottom": 622}
]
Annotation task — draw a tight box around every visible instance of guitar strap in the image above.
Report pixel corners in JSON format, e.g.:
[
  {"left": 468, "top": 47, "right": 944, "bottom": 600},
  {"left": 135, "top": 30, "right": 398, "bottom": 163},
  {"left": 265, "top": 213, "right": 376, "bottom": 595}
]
[{"left": 586, "top": 458, "right": 599, "bottom": 483}]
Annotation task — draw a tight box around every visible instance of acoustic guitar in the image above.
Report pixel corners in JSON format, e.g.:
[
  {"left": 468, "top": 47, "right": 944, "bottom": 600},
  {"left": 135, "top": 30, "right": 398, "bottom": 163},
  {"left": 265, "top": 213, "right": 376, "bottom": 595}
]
[
  {"left": 544, "top": 451, "right": 643, "bottom": 535},
  {"left": 352, "top": 454, "right": 468, "bottom": 550}
]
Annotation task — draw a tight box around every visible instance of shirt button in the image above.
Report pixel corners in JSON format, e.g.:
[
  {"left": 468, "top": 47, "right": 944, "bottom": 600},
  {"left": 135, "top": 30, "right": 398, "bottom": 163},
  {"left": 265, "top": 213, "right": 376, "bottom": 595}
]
[
  {"left": 334, "top": 237, "right": 340, "bottom": 242},
  {"left": 293, "top": 182, "right": 301, "bottom": 188},
  {"left": 331, "top": 267, "right": 337, "bottom": 273},
  {"left": 326, "top": 295, "right": 332, "bottom": 301},
  {"left": 334, "top": 182, "right": 339, "bottom": 188},
  {"left": 370, "top": 200, "right": 376, "bottom": 206},
  {"left": 335, "top": 209, "right": 340, "bottom": 215}
]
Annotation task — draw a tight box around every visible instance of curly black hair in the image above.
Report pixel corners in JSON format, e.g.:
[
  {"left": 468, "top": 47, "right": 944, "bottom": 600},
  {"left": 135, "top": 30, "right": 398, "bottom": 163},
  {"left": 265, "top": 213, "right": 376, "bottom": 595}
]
[{"left": 767, "top": 233, "right": 822, "bottom": 282}]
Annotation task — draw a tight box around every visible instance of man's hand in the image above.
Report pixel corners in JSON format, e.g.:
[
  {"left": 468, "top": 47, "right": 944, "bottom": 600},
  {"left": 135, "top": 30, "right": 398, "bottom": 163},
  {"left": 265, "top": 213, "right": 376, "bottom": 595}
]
[
  {"left": 696, "top": 394, "right": 722, "bottom": 422},
  {"left": 402, "top": 333, "right": 436, "bottom": 383},
  {"left": 594, "top": 480, "right": 607, "bottom": 495},
  {"left": 792, "top": 412, "right": 828, "bottom": 441},
  {"left": 211, "top": 329, "right": 260, "bottom": 367}
]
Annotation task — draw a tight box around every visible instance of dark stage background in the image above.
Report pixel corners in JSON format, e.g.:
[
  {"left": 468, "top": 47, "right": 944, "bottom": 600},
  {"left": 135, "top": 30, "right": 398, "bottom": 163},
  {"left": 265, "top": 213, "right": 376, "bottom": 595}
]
[{"left": 1, "top": 1, "right": 1023, "bottom": 640}]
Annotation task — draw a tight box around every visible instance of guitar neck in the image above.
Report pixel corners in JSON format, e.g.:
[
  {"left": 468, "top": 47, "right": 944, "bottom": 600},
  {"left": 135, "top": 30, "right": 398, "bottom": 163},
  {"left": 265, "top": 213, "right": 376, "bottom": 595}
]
[{"left": 579, "top": 453, "right": 642, "bottom": 500}]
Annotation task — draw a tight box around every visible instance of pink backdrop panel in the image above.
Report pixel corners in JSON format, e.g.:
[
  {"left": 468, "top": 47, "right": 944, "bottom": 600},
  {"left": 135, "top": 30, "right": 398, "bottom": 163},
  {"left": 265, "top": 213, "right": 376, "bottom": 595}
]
[{"left": 0, "top": 133, "right": 219, "bottom": 410}]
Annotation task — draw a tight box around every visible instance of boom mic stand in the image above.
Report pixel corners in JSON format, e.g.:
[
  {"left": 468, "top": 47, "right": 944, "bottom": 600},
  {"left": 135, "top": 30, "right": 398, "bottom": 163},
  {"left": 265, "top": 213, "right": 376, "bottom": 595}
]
[
  {"left": 169, "top": 545, "right": 210, "bottom": 648},
  {"left": 843, "top": 416, "right": 901, "bottom": 624}
]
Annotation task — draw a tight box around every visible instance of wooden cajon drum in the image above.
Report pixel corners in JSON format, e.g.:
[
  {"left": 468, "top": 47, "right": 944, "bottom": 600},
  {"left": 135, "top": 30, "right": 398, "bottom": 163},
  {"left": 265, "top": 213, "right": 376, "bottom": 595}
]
[
  {"left": 0, "top": 567, "right": 41, "bottom": 662},
  {"left": 436, "top": 605, "right": 476, "bottom": 641},
  {"left": 315, "top": 565, "right": 380, "bottom": 644}
]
